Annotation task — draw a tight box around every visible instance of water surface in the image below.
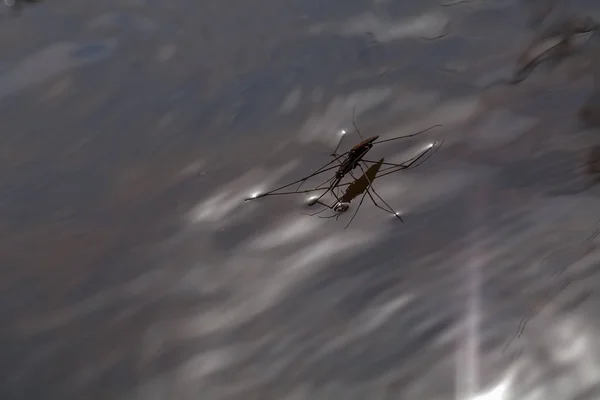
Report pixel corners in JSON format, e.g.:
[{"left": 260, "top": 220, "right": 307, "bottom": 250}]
[{"left": 3, "top": 0, "right": 600, "bottom": 399}]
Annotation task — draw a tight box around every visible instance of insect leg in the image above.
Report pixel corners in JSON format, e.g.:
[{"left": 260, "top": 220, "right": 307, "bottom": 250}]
[
  {"left": 319, "top": 212, "right": 343, "bottom": 219},
  {"left": 328, "top": 176, "right": 344, "bottom": 203},
  {"left": 372, "top": 125, "right": 442, "bottom": 145},
  {"left": 305, "top": 177, "right": 343, "bottom": 207},
  {"left": 315, "top": 197, "right": 344, "bottom": 219},
  {"left": 357, "top": 163, "right": 403, "bottom": 222},
  {"left": 366, "top": 189, "right": 403, "bottom": 221},
  {"left": 303, "top": 208, "right": 330, "bottom": 217},
  {"left": 247, "top": 187, "right": 330, "bottom": 200},
  {"left": 331, "top": 141, "right": 437, "bottom": 192},
  {"left": 314, "top": 162, "right": 343, "bottom": 191},
  {"left": 364, "top": 140, "right": 439, "bottom": 170},
  {"left": 332, "top": 133, "right": 347, "bottom": 156},
  {"left": 362, "top": 140, "right": 443, "bottom": 178},
  {"left": 371, "top": 144, "right": 438, "bottom": 172},
  {"left": 398, "top": 141, "right": 443, "bottom": 168},
  {"left": 325, "top": 154, "right": 349, "bottom": 200},
  {"left": 312, "top": 175, "right": 337, "bottom": 191},
  {"left": 360, "top": 160, "right": 413, "bottom": 168},
  {"left": 303, "top": 199, "right": 337, "bottom": 216},
  {"left": 344, "top": 188, "right": 369, "bottom": 229},
  {"left": 244, "top": 162, "right": 343, "bottom": 201},
  {"left": 295, "top": 154, "right": 348, "bottom": 191},
  {"left": 333, "top": 177, "right": 345, "bottom": 199}
]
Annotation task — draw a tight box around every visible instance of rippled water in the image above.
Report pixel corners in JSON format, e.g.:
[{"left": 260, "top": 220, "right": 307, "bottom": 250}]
[{"left": 3, "top": 0, "right": 600, "bottom": 399}]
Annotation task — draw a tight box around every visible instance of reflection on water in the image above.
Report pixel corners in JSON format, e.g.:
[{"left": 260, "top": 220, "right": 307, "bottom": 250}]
[
  {"left": 3, "top": 0, "right": 43, "bottom": 15},
  {"left": 0, "top": 39, "right": 117, "bottom": 100},
  {"left": 3, "top": 0, "right": 600, "bottom": 399}
]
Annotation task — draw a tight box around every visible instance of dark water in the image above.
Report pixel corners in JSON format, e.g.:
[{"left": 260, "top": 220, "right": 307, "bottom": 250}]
[{"left": 3, "top": 0, "right": 600, "bottom": 399}]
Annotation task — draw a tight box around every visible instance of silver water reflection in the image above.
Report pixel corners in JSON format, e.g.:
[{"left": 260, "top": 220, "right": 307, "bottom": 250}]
[{"left": 3, "top": 0, "right": 600, "bottom": 399}]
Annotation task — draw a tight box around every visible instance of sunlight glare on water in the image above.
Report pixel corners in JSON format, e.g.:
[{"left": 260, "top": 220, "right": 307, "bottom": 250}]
[{"left": 470, "top": 380, "right": 511, "bottom": 400}]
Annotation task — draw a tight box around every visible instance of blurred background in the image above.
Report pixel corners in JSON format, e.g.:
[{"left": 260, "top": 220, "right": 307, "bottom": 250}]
[{"left": 2, "top": 0, "right": 600, "bottom": 399}]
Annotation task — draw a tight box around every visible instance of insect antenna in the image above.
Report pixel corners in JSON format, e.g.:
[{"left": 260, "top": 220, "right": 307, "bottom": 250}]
[
  {"left": 331, "top": 106, "right": 369, "bottom": 156},
  {"left": 352, "top": 105, "right": 365, "bottom": 140}
]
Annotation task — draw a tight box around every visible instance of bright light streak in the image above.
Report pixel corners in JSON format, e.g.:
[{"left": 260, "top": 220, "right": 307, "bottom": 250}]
[
  {"left": 470, "top": 381, "right": 509, "bottom": 400},
  {"left": 340, "top": 129, "right": 347, "bottom": 136},
  {"left": 306, "top": 195, "right": 320, "bottom": 206}
]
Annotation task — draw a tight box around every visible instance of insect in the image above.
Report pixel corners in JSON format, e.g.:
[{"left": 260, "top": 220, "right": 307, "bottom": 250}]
[
  {"left": 305, "top": 139, "right": 440, "bottom": 228},
  {"left": 247, "top": 137, "right": 440, "bottom": 229},
  {"left": 244, "top": 111, "right": 441, "bottom": 206}
]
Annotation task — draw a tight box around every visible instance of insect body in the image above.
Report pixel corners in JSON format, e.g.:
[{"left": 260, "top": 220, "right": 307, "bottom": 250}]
[
  {"left": 334, "top": 135, "right": 378, "bottom": 182},
  {"left": 308, "top": 135, "right": 379, "bottom": 205}
]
